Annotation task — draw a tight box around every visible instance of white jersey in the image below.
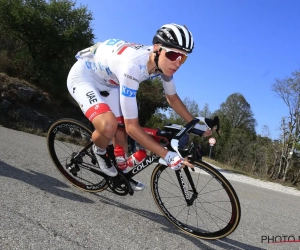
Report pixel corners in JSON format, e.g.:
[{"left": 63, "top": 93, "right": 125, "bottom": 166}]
[{"left": 74, "top": 39, "right": 177, "bottom": 119}]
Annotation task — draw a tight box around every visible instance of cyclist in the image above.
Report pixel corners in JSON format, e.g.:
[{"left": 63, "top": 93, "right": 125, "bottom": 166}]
[{"left": 67, "top": 23, "right": 209, "bottom": 191}]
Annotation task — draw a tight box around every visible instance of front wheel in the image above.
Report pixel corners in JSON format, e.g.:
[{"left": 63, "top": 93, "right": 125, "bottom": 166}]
[
  {"left": 47, "top": 118, "right": 108, "bottom": 192},
  {"left": 151, "top": 160, "right": 241, "bottom": 240}
]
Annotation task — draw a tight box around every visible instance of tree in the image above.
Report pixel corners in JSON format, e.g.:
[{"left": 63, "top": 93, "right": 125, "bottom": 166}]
[
  {"left": 168, "top": 97, "right": 201, "bottom": 125},
  {"left": 0, "top": 0, "right": 94, "bottom": 98},
  {"left": 218, "top": 93, "right": 257, "bottom": 133},
  {"left": 145, "top": 112, "right": 168, "bottom": 129},
  {"left": 213, "top": 93, "right": 257, "bottom": 165},
  {"left": 136, "top": 78, "right": 170, "bottom": 127},
  {"left": 0, "top": 29, "right": 29, "bottom": 77},
  {"left": 272, "top": 70, "right": 300, "bottom": 181},
  {"left": 199, "top": 103, "right": 212, "bottom": 118}
]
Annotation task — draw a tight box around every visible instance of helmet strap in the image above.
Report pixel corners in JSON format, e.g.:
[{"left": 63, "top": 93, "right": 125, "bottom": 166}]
[{"left": 153, "top": 48, "right": 163, "bottom": 73}]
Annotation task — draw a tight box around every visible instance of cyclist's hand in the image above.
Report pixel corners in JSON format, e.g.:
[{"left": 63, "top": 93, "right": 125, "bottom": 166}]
[
  {"left": 164, "top": 151, "right": 193, "bottom": 170},
  {"left": 182, "top": 157, "right": 194, "bottom": 169},
  {"left": 194, "top": 123, "right": 213, "bottom": 138},
  {"left": 203, "top": 129, "right": 212, "bottom": 138}
]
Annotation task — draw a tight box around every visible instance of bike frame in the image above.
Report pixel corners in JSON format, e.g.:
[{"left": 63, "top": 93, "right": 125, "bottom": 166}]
[
  {"left": 71, "top": 126, "right": 167, "bottom": 178},
  {"left": 71, "top": 119, "right": 202, "bottom": 205}
]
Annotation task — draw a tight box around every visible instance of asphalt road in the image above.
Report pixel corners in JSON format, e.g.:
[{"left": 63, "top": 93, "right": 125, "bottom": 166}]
[{"left": 1, "top": 126, "right": 300, "bottom": 250}]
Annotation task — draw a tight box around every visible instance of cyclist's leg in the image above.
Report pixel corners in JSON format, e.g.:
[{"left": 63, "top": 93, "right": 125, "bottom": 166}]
[
  {"left": 104, "top": 87, "right": 128, "bottom": 153},
  {"left": 67, "top": 69, "right": 117, "bottom": 149},
  {"left": 92, "top": 112, "right": 118, "bottom": 149},
  {"left": 105, "top": 88, "right": 145, "bottom": 191},
  {"left": 67, "top": 62, "right": 118, "bottom": 176}
]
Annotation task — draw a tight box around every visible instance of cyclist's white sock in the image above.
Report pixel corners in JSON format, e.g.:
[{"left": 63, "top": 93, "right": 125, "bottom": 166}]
[{"left": 94, "top": 145, "right": 106, "bottom": 155}]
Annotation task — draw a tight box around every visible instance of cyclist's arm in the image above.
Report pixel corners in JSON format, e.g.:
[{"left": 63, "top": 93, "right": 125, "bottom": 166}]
[
  {"left": 124, "top": 118, "right": 168, "bottom": 158},
  {"left": 115, "top": 64, "right": 169, "bottom": 158},
  {"left": 166, "top": 93, "right": 194, "bottom": 123},
  {"left": 161, "top": 75, "right": 193, "bottom": 123},
  {"left": 162, "top": 77, "right": 214, "bottom": 135},
  {"left": 125, "top": 118, "right": 193, "bottom": 170}
]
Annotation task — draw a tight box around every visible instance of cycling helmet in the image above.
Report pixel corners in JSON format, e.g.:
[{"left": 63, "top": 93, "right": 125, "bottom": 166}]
[{"left": 152, "top": 23, "right": 194, "bottom": 53}]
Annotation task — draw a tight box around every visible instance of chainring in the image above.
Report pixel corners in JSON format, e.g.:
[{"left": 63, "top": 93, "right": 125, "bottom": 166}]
[{"left": 108, "top": 174, "right": 132, "bottom": 196}]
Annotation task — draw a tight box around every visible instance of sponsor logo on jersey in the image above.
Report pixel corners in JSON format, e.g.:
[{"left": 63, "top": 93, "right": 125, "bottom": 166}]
[
  {"left": 117, "top": 43, "right": 145, "bottom": 55},
  {"left": 121, "top": 85, "right": 137, "bottom": 97},
  {"left": 132, "top": 44, "right": 144, "bottom": 50},
  {"left": 124, "top": 73, "right": 139, "bottom": 83},
  {"left": 97, "top": 62, "right": 112, "bottom": 75},
  {"left": 106, "top": 39, "right": 121, "bottom": 46},
  {"left": 85, "top": 61, "right": 97, "bottom": 71},
  {"left": 86, "top": 91, "right": 97, "bottom": 104}
]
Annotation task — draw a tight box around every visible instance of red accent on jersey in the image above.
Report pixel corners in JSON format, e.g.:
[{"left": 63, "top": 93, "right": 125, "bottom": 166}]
[
  {"left": 117, "top": 45, "right": 129, "bottom": 55},
  {"left": 85, "top": 103, "right": 111, "bottom": 121},
  {"left": 109, "top": 79, "right": 118, "bottom": 85}
]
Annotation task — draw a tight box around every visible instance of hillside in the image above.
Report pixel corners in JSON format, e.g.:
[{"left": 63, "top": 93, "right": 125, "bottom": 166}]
[{"left": 0, "top": 73, "right": 89, "bottom": 135}]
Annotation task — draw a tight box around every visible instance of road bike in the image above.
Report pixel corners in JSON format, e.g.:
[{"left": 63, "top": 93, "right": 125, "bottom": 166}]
[{"left": 46, "top": 116, "right": 241, "bottom": 240}]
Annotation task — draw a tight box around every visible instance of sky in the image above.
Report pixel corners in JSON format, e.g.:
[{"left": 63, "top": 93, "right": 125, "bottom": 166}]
[{"left": 76, "top": 0, "right": 300, "bottom": 140}]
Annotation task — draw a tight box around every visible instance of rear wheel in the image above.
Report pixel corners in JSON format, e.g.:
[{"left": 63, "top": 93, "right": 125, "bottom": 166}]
[
  {"left": 47, "top": 118, "right": 108, "bottom": 192},
  {"left": 151, "top": 160, "right": 241, "bottom": 240}
]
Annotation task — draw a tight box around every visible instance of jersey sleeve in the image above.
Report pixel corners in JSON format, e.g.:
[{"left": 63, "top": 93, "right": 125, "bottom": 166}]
[
  {"left": 161, "top": 74, "right": 177, "bottom": 95},
  {"left": 114, "top": 64, "right": 140, "bottom": 119}
]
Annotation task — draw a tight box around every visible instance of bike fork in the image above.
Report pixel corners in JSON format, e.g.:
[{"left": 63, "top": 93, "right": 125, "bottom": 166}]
[{"left": 175, "top": 167, "right": 198, "bottom": 206}]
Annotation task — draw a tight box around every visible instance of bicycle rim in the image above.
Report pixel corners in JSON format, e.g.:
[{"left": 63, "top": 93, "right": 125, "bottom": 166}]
[
  {"left": 151, "top": 161, "right": 241, "bottom": 240},
  {"left": 47, "top": 118, "right": 108, "bottom": 192}
]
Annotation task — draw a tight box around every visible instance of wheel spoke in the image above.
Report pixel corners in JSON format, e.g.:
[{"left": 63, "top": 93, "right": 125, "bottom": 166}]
[
  {"left": 47, "top": 119, "right": 108, "bottom": 192},
  {"left": 151, "top": 161, "right": 241, "bottom": 239}
]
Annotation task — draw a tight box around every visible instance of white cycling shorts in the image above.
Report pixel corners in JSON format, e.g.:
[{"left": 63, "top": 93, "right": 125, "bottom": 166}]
[{"left": 67, "top": 61, "right": 124, "bottom": 124}]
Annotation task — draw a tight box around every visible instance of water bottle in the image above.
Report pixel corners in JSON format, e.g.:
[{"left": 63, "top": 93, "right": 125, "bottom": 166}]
[
  {"left": 127, "top": 149, "right": 147, "bottom": 168},
  {"left": 114, "top": 144, "right": 127, "bottom": 171}
]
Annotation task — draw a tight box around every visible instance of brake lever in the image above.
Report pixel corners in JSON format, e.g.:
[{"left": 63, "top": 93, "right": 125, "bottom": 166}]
[
  {"left": 214, "top": 116, "right": 221, "bottom": 138},
  {"left": 204, "top": 116, "right": 220, "bottom": 138}
]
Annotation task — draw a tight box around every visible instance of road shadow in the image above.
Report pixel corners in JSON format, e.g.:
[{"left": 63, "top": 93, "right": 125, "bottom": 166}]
[
  {"left": 93, "top": 193, "right": 265, "bottom": 250},
  {"left": 0, "top": 160, "right": 94, "bottom": 203}
]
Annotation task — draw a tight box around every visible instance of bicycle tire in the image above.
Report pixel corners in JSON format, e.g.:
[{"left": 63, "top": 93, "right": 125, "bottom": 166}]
[
  {"left": 151, "top": 160, "right": 241, "bottom": 240},
  {"left": 47, "top": 118, "right": 108, "bottom": 192}
]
